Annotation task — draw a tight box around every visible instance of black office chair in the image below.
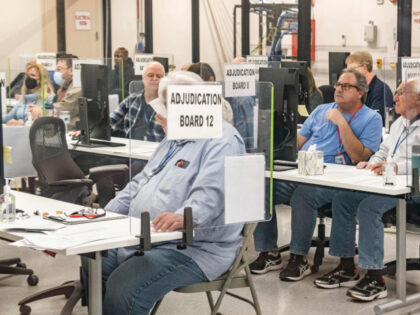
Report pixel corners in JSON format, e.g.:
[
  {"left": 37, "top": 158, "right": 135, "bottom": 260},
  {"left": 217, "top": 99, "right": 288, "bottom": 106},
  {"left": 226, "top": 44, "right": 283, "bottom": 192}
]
[
  {"left": 29, "top": 117, "right": 129, "bottom": 206},
  {"left": 318, "top": 85, "right": 335, "bottom": 104},
  {"left": 0, "top": 258, "right": 38, "bottom": 286}
]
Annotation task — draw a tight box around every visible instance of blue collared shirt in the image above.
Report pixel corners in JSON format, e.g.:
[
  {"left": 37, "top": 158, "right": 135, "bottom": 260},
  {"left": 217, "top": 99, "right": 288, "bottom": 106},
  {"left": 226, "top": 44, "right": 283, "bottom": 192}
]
[
  {"left": 3, "top": 92, "right": 54, "bottom": 123},
  {"left": 299, "top": 102, "right": 383, "bottom": 164},
  {"left": 105, "top": 122, "right": 246, "bottom": 280}
]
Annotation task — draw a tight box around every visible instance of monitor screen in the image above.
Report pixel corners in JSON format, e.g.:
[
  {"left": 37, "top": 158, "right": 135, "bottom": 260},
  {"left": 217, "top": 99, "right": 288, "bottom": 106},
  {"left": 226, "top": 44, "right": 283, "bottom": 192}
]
[
  {"left": 259, "top": 67, "right": 299, "bottom": 162},
  {"left": 79, "top": 63, "right": 111, "bottom": 142},
  {"left": 329, "top": 52, "right": 350, "bottom": 86},
  {"left": 153, "top": 57, "right": 169, "bottom": 73},
  {"left": 281, "top": 61, "right": 309, "bottom": 110}
]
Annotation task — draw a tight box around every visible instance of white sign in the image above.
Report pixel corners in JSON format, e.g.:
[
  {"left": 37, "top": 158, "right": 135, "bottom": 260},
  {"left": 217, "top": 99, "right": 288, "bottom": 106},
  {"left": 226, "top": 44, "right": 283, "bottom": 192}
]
[
  {"left": 246, "top": 55, "right": 269, "bottom": 68},
  {"left": 36, "top": 52, "right": 56, "bottom": 71},
  {"left": 72, "top": 59, "right": 102, "bottom": 87},
  {"left": 75, "top": 11, "right": 91, "bottom": 30},
  {"left": 225, "top": 155, "right": 265, "bottom": 224},
  {"left": 224, "top": 64, "right": 256, "bottom": 97},
  {"left": 401, "top": 57, "right": 420, "bottom": 81},
  {"left": 167, "top": 84, "right": 223, "bottom": 140},
  {"left": 134, "top": 54, "right": 154, "bottom": 75},
  {"left": 0, "top": 72, "right": 6, "bottom": 115}
]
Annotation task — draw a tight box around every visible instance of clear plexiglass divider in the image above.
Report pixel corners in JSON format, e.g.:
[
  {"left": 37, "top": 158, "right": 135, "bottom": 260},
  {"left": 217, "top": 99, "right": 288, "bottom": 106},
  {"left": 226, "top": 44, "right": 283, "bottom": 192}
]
[{"left": 125, "top": 76, "right": 274, "bottom": 254}]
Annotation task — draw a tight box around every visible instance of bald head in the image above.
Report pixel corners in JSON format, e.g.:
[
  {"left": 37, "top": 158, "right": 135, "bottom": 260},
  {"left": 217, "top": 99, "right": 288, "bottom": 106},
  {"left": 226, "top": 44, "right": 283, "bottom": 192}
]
[
  {"left": 142, "top": 61, "right": 165, "bottom": 99},
  {"left": 232, "top": 57, "right": 246, "bottom": 63}
]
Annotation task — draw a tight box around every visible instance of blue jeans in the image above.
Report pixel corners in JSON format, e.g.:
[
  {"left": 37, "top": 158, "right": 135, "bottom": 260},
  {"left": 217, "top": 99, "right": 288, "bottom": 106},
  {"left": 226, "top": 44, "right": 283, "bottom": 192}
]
[
  {"left": 81, "top": 248, "right": 206, "bottom": 315},
  {"left": 330, "top": 193, "right": 420, "bottom": 270},
  {"left": 253, "top": 179, "right": 296, "bottom": 251},
  {"left": 289, "top": 185, "right": 340, "bottom": 255}
]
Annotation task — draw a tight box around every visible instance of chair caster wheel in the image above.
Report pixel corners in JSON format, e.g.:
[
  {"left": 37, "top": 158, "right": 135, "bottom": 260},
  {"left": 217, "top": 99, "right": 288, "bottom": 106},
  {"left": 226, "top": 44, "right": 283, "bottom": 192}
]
[
  {"left": 311, "top": 265, "right": 319, "bottom": 273},
  {"left": 16, "top": 262, "right": 27, "bottom": 268},
  {"left": 19, "top": 304, "right": 31, "bottom": 315},
  {"left": 27, "top": 274, "right": 39, "bottom": 286}
]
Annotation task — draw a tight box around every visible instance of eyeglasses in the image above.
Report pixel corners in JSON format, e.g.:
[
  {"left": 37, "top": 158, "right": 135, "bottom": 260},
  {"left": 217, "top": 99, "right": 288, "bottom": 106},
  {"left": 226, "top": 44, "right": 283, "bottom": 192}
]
[
  {"left": 334, "top": 82, "right": 359, "bottom": 91},
  {"left": 66, "top": 208, "right": 106, "bottom": 219},
  {"left": 394, "top": 90, "right": 416, "bottom": 97}
]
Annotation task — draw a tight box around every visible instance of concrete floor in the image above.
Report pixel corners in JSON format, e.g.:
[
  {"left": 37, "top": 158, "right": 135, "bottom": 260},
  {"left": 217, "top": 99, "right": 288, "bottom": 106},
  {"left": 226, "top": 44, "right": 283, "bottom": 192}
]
[{"left": 2, "top": 205, "right": 420, "bottom": 315}]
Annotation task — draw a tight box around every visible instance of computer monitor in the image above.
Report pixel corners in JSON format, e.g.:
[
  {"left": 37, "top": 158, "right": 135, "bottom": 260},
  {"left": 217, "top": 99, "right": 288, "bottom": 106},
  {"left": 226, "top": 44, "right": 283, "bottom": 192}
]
[
  {"left": 259, "top": 67, "right": 299, "bottom": 162},
  {"left": 329, "top": 52, "right": 350, "bottom": 86},
  {"left": 153, "top": 57, "right": 169, "bottom": 73},
  {"left": 78, "top": 64, "right": 124, "bottom": 147},
  {"left": 281, "top": 61, "right": 309, "bottom": 109}
]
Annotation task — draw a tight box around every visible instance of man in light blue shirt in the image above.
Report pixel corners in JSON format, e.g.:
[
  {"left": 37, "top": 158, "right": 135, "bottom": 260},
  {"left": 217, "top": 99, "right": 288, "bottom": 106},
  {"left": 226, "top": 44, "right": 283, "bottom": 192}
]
[
  {"left": 82, "top": 71, "right": 246, "bottom": 315},
  {"left": 250, "top": 69, "right": 383, "bottom": 276}
]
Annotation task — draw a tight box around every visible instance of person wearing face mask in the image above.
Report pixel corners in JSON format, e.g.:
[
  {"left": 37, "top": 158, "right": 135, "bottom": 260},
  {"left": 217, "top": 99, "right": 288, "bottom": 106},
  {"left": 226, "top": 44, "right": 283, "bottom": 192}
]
[
  {"left": 3, "top": 64, "right": 55, "bottom": 125},
  {"left": 30, "top": 54, "right": 81, "bottom": 131}
]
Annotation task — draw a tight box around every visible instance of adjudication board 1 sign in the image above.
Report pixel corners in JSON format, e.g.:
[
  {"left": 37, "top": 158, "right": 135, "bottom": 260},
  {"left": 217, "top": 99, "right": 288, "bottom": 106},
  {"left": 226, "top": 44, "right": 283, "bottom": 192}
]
[
  {"left": 224, "top": 64, "right": 256, "bottom": 97},
  {"left": 167, "top": 84, "right": 223, "bottom": 140},
  {"left": 135, "top": 54, "right": 154, "bottom": 75}
]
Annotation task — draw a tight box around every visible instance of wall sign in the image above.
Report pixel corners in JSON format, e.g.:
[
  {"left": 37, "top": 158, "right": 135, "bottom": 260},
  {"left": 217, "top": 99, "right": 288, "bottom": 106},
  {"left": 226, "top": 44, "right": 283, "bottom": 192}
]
[
  {"left": 224, "top": 64, "right": 256, "bottom": 97},
  {"left": 401, "top": 57, "right": 420, "bottom": 81},
  {"left": 36, "top": 53, "right": 56, "bottom": 71},
  {"left": 134, "top": 54, "right": 154, "bottom": 75},
  {"left": 167, "top": 84, "right": 223, "bottom": 140},
  {"left": 75, "top": 11, "right": 91, "bottom": 30}
]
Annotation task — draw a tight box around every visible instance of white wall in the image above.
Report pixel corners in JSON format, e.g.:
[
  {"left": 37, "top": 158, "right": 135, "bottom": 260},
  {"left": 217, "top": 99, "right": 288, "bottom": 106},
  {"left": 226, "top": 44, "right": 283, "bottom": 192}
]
[{"left": 0, "top": 0, "right": 43, "bottom": 76}]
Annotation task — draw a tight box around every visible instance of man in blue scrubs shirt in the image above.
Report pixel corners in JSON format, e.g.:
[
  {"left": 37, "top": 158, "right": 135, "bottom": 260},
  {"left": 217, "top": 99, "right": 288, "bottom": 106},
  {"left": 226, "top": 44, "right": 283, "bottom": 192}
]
[
  {"left": 250, "top": 69, "right": 382, "bottom": 276},
  {"left": 81, "top": 71, "right": 246, "bottom": 315}
]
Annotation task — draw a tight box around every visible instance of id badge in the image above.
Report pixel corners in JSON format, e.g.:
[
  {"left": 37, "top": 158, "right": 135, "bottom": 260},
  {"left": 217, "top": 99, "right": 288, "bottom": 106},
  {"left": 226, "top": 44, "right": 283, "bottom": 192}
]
[{"left": 334, "top": 153, "right": 346, "bottom": 165}]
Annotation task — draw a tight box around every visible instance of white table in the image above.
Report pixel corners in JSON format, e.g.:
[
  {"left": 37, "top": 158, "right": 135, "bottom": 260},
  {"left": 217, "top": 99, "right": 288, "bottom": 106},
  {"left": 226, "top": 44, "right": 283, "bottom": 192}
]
[
  {"left": 0, "top": 191, "right": 182, "bottom": 315},
  {"left": 267, "top": 164, "right": 417, "bottom": 314},
  {"left": 67, "top": 136, "right": 159, "bottom": 160}
]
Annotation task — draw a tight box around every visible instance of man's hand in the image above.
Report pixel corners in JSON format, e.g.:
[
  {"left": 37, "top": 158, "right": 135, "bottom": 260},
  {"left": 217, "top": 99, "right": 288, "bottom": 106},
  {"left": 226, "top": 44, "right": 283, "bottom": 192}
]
[
  {"left": 6, "top": 119, "right": 24, "bottom": 126},
  {"left": 155, "top": 113, "right": 167, "bottom": 134},
  {"left": 28, "top": 104, "right": 42, "bottom": 119},
  {"left": 325, "top": 108, "right": 345, "bottom": 127},
  {"left": 356, "top": 161, "right": 373, "bottom": 169},
  {"left": 370, "top": 161, "right": 398, "bottom": 175},
  {"left": 152, "top": 212, "right": 183, "bottom": 232}
]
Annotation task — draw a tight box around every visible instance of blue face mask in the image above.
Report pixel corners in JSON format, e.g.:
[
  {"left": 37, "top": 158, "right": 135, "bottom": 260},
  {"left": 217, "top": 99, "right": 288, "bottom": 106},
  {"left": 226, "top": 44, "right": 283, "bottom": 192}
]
[{"left": 54, "top": 71, "right": 65, "bottom": 86}]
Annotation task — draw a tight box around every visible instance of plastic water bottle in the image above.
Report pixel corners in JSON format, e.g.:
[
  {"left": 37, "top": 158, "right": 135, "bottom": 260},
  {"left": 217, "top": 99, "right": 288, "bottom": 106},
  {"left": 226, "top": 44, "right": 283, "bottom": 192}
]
[
  {"left": 383, "top": 157, "right": 397, "bottom": 186},
  {"left": 25, "top": 112, "right": 33, "bottom": 126},
  {"left": 0, "top": 183, "right": 16, "bottom": 222}
]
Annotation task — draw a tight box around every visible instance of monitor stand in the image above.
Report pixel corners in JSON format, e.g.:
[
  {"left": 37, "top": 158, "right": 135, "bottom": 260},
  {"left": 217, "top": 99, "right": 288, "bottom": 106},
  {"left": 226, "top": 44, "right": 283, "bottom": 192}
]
[{"left": 75, "top": 138, "right": 125, "bottom": 148}]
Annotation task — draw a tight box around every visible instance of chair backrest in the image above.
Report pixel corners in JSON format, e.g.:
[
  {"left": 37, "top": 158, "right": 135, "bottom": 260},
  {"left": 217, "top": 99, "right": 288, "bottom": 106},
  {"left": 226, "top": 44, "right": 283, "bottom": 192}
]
[
  {"left": 29, "top": 117, "right": 85, "bottom": 185},
  {"left": 318, "top": 85, "right": 335, "bottom": 103}
]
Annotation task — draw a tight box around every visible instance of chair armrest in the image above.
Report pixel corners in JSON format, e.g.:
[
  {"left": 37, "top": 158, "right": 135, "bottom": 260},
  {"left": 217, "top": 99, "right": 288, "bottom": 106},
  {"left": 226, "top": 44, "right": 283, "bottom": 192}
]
[
  {"left": 48, "top": 179, "right": 94, "bottom": 187},
  {"left": 88, "top": 164, "right": 129, "bottom": 184}
]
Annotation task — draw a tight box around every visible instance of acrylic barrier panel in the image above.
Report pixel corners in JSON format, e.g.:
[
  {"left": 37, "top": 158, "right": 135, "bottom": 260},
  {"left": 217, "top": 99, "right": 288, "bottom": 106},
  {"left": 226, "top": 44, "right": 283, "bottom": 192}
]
[{"left": 126, "top": 78, "right": 273, "bottom": 237}]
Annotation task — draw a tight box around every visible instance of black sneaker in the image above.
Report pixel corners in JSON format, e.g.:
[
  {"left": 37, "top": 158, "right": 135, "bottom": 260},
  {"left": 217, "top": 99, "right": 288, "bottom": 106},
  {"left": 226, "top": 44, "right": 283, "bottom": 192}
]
[
  {"left": 279, "top": 254, "right": 311, "bottom": 281},
  {"left": 347, "top": 275, "right": 388, "bottom": 302},
  {"left": 314, "top": 265, "right": 360, "bottom": 289},
  {"left": 249, "top": 251, "right": 282, "bottom": 274}
]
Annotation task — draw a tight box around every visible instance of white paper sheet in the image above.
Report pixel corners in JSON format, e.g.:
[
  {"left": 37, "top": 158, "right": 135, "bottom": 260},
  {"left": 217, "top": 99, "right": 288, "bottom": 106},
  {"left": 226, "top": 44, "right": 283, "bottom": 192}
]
[{"left": 224, "top": 155, "right": 265, "bottom": 224}]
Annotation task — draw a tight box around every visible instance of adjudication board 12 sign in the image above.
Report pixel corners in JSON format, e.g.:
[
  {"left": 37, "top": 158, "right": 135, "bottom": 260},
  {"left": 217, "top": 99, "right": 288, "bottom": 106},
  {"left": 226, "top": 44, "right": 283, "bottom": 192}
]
[{"left": 167, "top": 84, "right": 223, "bottom": 140}]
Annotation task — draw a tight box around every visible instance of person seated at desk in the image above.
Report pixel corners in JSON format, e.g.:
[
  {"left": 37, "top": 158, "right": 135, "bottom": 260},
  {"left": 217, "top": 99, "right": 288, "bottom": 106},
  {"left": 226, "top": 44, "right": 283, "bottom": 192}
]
[
  {"left": 309, "top": 78, "right": 420, "bottom": 302},
  {"left": 81, "top": 71, "right": 246, "bottom": 315},
  {"left": 184, "top": 62, "right": 234, "bottom": 125},
  {"left": 108, "top": 47, "right": 135, "bottom": 100},
  {"left": 307, "top": 67, "right": 324, "bottom": 113},
  {"left": 30, "top": 54, "right": 81, "bottom": 131},
  {"left": 6, "top": 58, "right": 37, "bottom": 100},
  {"left": 110, "top": 61, "right": 165, "bottom": 141},
  {"left": 3, "top": 64, "right": 55, "bottom": 125},
  {"left": 346, "top": 51, "right": 394, "bottom": 124},
  {"left": 249, "top": 69, "right": 383, "bottom": 275}
]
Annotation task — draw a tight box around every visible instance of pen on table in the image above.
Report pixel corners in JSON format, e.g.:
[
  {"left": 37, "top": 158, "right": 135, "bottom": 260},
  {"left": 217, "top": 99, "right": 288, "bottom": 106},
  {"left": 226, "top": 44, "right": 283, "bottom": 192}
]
[{"left": 371, "top": 165, "right": 381, "bottom": 172}]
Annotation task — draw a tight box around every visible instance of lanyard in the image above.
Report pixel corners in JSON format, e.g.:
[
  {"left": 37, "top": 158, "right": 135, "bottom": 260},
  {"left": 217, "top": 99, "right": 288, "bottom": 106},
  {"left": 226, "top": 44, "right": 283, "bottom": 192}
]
[
  {"left": 392, "top": 126, "right": 418, "bottom": 157},
  {"left": 143, "top": 110, "right": 155, "bottom": 131},
  {"left": 337, "top": 105, "right": 362, "bottom": 153},
  {"left": 149, "top": 142, "right": 180, "bottom": 177}
]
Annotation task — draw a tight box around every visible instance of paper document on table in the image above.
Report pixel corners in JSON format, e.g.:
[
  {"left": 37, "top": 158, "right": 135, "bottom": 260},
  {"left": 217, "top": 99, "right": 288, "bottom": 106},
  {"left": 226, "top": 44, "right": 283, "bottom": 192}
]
[
  {"left": 2, "top": 220, "right": 65, "bottom": 232},
  {"left": 11, "top": 225, "right": 128, "bottom": 251},
  {"left": 297, "top": 105, "right": 309, "bottom": 117}
]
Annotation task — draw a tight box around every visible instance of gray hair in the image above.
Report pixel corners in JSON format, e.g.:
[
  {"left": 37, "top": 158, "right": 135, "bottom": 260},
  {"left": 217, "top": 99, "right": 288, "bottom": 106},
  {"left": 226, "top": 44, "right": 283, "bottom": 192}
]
[
  {"left": 341, "top": 68, "right": 369, "bottom": 103},
  {"left": 158, "top": 71, "right": 203, "bottom": 103},
  {"left": 406, "top": 78, "right": 420, "bottom": 94}
]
